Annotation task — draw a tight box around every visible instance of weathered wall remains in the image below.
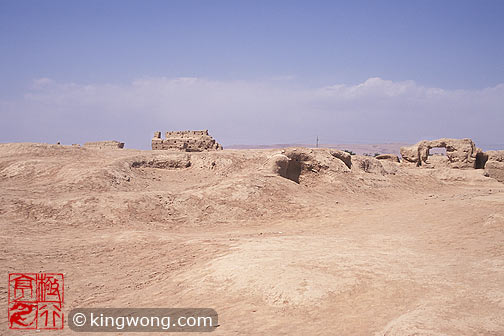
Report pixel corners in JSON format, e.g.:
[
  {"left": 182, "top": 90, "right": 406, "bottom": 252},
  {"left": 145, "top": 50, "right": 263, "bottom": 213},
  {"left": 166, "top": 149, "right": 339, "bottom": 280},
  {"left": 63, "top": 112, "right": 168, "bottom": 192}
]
[
  {"left": 152, "top": 130, "right": 223, "bottom": 152},
  {"left": 399, "top": 138, "right": 504, "bottom": 183},
  {"left": 400, "top": 138, "right": 480, "bottom": 168},
  {"left": 84, "top": 140, "right": 124, "bottom": 149},
  {"left": 484, "top": 150, "right": 504, "bottom": 182}
]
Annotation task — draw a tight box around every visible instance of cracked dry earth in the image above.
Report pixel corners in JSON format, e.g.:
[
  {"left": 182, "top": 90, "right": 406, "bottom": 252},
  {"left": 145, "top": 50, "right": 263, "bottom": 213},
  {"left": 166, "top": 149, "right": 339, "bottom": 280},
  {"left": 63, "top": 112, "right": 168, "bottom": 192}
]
[{"left": 1, "top": 143, "right": 504, "bottom": 335}]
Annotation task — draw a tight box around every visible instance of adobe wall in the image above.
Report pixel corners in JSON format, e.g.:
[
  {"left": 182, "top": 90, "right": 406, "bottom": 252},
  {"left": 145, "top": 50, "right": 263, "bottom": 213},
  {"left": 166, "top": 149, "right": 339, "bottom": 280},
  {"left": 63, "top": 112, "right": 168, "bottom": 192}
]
[
  {"left": 152, "top": 130, "right": 223, "bottom": 152},
  {"left": 484, "top": 150, "right": 504, "bottom": 182},
  {"left": 400, "top": 138, "right": 480, "bottom": 168}
]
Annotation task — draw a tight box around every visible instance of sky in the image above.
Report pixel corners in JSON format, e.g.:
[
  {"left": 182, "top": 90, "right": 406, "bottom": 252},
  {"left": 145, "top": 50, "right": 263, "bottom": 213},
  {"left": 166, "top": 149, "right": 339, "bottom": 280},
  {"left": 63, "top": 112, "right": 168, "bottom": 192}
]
[{"left": 0, "top": 0, "right": 503, "bottom": 149}]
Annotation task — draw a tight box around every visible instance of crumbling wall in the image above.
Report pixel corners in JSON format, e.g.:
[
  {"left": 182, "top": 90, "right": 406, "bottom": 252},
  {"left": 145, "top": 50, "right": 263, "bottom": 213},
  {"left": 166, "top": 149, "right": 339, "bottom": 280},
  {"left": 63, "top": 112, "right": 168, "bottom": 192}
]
[
  {"left": 399, "top": 138, "right": 504, "bottom": 183},
  {"left": 263, "top": 148, "right": 351, "bottom": 183},
  {"left": 484, "top": 150, "right": 504, "bottom": 182},
  {"left": 400, "top": 138, "right": 480, "bottom": 168},
  {"left": 330, "top": 150, "right": 352, "bottom": 169},
  {"left": 84, "top": 140, "right": 124, "bottom": 149},
  {"left": 152, "top": 130, "right": 223, "bottom": 152}
]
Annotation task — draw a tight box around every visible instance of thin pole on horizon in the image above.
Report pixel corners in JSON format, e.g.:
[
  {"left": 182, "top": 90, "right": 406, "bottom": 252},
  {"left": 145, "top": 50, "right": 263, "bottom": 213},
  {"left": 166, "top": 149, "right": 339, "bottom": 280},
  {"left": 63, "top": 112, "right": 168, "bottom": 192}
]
[{"left": 316, "top": 136, "right": 319, "bottom": 148}]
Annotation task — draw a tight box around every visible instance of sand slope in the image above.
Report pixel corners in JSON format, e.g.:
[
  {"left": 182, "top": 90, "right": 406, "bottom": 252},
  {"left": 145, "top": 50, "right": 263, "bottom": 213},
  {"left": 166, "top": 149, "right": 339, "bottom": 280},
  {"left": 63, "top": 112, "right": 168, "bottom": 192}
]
[{"left": 1, "top": 143, "right": 503, "bottom": 335}]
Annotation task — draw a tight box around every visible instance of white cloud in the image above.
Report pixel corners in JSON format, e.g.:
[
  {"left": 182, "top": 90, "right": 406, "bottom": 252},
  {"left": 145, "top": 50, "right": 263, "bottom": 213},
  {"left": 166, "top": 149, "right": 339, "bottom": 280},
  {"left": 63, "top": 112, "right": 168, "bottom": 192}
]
[
  {"left": 1, "top": 77, "right": 503, "bottom": 149},
  {"left": 31, "top": 77, "right": 55, "bottom": 89}
]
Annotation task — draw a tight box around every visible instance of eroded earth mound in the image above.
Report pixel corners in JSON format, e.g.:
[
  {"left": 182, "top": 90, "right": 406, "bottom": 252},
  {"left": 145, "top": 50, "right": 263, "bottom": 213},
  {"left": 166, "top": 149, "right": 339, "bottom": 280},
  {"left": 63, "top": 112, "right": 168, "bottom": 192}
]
[{"left": 1, "top": 142, "right": 504, "bottom": 335}]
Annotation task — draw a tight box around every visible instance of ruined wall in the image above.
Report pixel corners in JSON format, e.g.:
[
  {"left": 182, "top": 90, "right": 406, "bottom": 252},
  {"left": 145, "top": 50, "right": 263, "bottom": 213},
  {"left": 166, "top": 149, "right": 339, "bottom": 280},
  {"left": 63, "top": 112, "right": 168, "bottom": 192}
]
[
  {"left": 152, "top": 130, "right": 223, "bottom": 152},
  {"left": 400, "top": 138, "right": 480, "bottom": 168},
  {"left": 484, "top": 150, "right": 504, "bottom": 182},
  {"left": 399, "top": 138, "right": 504, "bottom": 183},
  {"left": 83, "top": 140, "right": 124, "bottom": 149}
]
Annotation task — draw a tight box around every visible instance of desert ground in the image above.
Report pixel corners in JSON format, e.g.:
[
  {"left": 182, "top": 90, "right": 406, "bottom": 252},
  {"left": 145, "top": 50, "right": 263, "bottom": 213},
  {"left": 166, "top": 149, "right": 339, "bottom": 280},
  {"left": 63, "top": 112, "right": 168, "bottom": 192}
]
[{"left": 1, "top": 143, "right": 504, "bottom": 335}]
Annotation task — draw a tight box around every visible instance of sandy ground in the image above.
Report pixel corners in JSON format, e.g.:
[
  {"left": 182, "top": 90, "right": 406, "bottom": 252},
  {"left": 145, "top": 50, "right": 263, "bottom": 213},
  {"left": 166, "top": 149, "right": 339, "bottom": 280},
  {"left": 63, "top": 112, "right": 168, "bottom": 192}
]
[{"left": 1, "top": 143, "right": 503, "bottom": 335}]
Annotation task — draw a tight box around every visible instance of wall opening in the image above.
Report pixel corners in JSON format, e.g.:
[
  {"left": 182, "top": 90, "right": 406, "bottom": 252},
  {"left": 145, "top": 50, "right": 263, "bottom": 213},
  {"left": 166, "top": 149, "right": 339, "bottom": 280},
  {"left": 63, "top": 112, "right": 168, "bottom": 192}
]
[
  {"left": 424, "top": 147, "right": 448, "bottom": 166},
  {"left": 475, "top": 152, "right": 488, "bottom": 169},
  {"left": 285, "top": 157, "right": 302, "bottom": 183},
  {"left": 428, "top": 147, "right": 447, "bottom": 156}
]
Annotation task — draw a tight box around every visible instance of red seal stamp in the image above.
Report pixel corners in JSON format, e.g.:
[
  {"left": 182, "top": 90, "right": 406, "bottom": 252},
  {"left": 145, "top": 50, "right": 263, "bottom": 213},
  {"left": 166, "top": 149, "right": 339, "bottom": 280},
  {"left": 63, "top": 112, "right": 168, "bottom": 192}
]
[{"left": 8, "top": 273, "right": 64, "bottom": 330}]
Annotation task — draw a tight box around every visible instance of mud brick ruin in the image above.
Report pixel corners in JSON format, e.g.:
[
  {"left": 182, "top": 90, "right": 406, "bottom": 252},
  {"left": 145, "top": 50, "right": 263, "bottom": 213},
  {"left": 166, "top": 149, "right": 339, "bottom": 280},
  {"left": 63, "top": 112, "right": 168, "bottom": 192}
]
[
  {"left": 400, "top": 138, "right": 481, "bottom": 168},
  {"left": 399, "top": 137, "right": 504, "bottom": 182},
  {"left": 152, "top": 130, "right": 223, "bottom": 152},
  {"left": 83, "top": 140, "right": 124, "bottom": 149}
]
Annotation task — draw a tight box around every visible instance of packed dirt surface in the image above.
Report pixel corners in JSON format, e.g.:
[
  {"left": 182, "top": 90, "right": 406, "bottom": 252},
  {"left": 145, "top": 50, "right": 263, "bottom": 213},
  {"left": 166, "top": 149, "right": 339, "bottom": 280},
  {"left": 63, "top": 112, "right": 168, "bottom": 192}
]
[{"left": 1, "top": 143, "right": 504, "bottom": 335}]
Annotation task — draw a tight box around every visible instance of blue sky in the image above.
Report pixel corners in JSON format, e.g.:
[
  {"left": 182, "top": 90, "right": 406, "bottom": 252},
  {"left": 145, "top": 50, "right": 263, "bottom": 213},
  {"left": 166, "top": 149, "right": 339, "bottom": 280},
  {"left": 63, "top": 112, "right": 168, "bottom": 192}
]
[{"left": 1, "top": 1, "right": 503, "bottom": 148}]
